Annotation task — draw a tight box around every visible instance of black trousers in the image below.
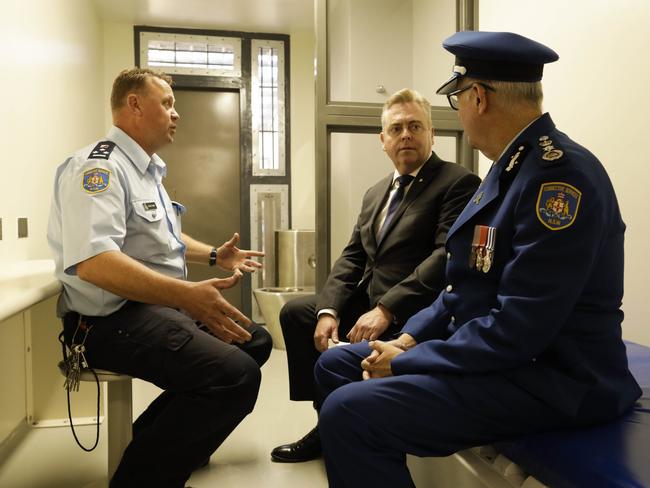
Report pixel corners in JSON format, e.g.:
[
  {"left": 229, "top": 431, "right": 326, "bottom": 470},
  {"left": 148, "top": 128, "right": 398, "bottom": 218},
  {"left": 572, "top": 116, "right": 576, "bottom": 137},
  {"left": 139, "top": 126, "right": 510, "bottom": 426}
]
[
  {"left": 280, "top": 289, "right": 400, "bottom": 403},
  {"left": 63, "top": 301, "right": 272, "bottom": 488}
]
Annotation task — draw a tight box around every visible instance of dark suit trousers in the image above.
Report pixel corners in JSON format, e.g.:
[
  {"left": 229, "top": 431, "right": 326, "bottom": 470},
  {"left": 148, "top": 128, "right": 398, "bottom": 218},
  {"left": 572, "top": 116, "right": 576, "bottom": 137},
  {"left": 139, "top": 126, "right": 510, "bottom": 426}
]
[
  {"left": 280, "top": 289, "right": 400, "bottom": 403},
  {"left": 63, "top": 301, "right": 272, "bottom": 488}
]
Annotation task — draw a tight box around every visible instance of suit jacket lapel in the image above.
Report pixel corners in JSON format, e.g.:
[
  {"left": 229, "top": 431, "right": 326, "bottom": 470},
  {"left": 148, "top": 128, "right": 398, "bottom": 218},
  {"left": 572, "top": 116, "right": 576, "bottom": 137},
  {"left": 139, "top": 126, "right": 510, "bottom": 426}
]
[
  {"left": 447, "top": 164, "right": 500, "bottom": 238},
  {"left": 376, "top": 153, "right": 441, "bottom": 250}
]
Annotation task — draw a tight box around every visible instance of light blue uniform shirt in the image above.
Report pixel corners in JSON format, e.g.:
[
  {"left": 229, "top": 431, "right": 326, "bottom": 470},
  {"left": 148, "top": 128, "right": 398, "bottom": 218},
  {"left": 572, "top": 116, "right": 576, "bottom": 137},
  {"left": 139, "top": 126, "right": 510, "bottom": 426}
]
[{"left": 47, "top": 126, "right": 187, "bottom": 316}]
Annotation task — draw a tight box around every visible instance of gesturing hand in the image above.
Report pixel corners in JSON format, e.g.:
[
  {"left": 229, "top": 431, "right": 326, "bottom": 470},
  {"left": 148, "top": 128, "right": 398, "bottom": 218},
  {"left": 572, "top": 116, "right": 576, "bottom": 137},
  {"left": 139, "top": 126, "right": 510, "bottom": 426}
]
[
  {"left": 217, "top": 233, "right": 264, "bottom": 273},
  {"left": 361, "top": 340, "right": 405, "bottom": 380},
  {"left": 184, "top": 271, "right": 253, "bottom": 344}
]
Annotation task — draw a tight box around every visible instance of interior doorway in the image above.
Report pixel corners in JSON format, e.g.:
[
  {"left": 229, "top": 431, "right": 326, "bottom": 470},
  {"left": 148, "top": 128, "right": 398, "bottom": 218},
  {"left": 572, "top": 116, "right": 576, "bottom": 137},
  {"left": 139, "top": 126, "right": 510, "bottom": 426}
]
[{"left": 158, "top": 89, "right": 242, "bottom": 309}]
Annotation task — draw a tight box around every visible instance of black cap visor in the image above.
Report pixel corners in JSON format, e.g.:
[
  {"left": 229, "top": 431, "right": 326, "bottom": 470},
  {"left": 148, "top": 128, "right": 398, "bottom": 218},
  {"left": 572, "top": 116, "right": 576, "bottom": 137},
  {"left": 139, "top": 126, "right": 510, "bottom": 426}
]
[{"left": 436, "top": 72, "right": 462, "bottom": 95}]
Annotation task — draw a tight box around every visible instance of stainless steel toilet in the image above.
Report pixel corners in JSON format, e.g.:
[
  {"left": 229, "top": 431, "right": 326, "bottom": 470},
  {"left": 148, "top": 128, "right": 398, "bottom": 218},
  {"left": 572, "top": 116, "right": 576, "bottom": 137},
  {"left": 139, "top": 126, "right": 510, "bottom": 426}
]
[
  {"left": 253, "top": 230, "right": 315, "bottom": 350},
  {"left": 253, "top": 286, "right": 315, "bottom": 349}
]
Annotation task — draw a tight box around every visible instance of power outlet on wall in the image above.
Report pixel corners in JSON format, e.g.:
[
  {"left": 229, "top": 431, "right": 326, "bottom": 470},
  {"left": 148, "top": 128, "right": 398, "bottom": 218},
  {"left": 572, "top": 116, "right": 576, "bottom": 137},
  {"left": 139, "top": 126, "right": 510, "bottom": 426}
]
[{"left": 18, "top": 217, "right": 28, "bottom": 238}]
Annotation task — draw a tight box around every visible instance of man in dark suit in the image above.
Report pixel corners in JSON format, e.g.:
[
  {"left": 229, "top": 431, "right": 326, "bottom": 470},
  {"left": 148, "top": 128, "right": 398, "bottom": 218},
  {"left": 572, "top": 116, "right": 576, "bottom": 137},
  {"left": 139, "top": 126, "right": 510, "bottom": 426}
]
[
  {"left": 314, "top": 32, "right": 641, "bottom": 487},
  {"left": 271, "top": 88, "right": 481, "bottom": 462}
]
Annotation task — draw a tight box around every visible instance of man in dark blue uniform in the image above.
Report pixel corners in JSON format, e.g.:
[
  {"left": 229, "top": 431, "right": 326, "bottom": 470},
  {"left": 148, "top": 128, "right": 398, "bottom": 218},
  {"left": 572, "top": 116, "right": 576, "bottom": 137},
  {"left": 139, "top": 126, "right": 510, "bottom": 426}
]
[{"left": 313, "top": 31, "right": 642, "bottom": 487}]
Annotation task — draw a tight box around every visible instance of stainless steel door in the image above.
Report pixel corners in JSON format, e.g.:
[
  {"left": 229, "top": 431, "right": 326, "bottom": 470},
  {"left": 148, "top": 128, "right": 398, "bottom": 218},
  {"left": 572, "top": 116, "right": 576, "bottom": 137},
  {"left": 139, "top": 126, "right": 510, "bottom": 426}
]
[{"left": 158, "top": 89, "right": 242, "bottom": 309}]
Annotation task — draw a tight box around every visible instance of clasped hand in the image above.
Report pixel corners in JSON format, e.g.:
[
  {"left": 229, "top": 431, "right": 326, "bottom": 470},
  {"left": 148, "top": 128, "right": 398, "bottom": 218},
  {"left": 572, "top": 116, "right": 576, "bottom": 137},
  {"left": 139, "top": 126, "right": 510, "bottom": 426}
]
[
  {"left": 361, "top": 340, "right": 405, "bottom": 380},
  {"left": 217, "top": 233, "right": 264, "bottom": 273}
]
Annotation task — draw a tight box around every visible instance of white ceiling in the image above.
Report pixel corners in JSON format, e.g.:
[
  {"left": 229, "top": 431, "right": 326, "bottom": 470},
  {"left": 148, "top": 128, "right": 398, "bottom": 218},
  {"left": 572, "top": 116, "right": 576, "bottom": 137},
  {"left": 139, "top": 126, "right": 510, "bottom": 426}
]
[{"left": 93, "top": 0, "right": 314, "bottom": 33}]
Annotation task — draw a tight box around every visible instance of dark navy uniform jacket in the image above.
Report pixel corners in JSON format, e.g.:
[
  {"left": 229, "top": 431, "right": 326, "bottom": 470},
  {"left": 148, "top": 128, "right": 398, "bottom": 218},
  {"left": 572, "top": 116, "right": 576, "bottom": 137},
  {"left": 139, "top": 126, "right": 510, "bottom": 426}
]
[{"left": 392, "top": 113, "right": 641, "bottom": 421}]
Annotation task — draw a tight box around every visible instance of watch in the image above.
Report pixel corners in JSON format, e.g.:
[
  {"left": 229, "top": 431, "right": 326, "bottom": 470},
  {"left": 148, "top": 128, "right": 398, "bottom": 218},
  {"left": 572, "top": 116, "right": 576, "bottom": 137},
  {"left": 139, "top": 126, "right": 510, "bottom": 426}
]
[{"left": 209, "top": 247, "right": 217, "bottom": 267}]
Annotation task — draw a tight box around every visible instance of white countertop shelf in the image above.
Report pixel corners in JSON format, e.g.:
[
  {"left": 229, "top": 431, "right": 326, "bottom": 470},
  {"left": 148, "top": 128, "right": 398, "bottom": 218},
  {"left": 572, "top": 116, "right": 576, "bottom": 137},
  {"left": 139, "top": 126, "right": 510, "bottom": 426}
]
[{"left": 0, "top": 260, "right": 61, "bottom": 323}]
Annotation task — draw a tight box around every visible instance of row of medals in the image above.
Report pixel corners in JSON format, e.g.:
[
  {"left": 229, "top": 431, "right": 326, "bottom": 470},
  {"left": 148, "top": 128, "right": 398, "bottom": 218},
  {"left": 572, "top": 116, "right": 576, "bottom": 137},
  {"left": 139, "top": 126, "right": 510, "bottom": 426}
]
[{"left": 470, "top": 225, "right": 496, "bottom": 273}]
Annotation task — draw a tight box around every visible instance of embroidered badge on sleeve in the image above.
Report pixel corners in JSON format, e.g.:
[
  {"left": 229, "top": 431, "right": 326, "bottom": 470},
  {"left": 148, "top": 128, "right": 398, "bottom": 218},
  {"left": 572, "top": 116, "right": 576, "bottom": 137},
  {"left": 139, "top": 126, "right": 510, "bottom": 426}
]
[
  {"left": 82, "top": 168, "right": 111, "bottom": 194},
  {"left": 536, "top": 182, "right": 581, "bottom": 230}
]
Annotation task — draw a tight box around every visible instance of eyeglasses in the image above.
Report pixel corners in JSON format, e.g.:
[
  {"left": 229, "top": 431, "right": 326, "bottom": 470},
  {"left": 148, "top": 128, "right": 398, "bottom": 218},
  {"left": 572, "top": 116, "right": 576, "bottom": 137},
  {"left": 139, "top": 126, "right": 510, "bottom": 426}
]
[
  {"left": 385, "top": 121, "right": 427, "bottom": 137},
  {"left": 446, "top": 82, "right": 496, "bottom": 110}
]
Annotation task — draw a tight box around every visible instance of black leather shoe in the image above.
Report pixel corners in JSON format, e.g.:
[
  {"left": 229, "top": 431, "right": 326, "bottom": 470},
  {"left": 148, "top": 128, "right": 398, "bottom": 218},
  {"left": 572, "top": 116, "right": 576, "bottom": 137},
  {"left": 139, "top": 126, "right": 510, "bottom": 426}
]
[{"left": 271, "top": 426, "right": 321, "bottom": 462}]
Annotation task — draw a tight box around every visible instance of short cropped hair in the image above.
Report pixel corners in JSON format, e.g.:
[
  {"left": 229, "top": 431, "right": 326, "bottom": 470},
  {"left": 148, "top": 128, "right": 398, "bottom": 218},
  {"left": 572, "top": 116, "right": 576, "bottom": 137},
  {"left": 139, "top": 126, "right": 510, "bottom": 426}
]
[
  {"left": 110, "top": 68, "right": 173, "bottom": 111},
  {"left": 467, "top": 77, "right": 543, "bottom": 112},
  {"left": 382, "top": 88, "right": 432, "bottom": 130}
]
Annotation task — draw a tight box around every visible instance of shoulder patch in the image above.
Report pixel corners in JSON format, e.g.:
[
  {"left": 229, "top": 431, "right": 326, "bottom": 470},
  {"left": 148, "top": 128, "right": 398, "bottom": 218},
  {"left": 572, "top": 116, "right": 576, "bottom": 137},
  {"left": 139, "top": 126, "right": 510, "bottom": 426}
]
[
  {"left": 82, "top": 168, "right": 111, "bottom": 194},
  {"left": 87, "top": 141, "right": 116, "bottom": 160},
  {"left": 536, "top": 182, "right": 581, "bottom": 230},
  {"left": 537, "top": 135, "right": 565, "bottom": 167}
]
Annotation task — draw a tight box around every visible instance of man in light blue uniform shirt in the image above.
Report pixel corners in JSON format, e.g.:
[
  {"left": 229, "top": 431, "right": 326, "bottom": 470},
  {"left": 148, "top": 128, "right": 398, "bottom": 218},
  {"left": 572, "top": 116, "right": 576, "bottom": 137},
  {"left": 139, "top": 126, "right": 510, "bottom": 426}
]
[
  {"left": 313, "top": 32, "right": 641, "bottom": 487},
  {"left": 48, "top": 68, "right": 271, "bottom": 488}
]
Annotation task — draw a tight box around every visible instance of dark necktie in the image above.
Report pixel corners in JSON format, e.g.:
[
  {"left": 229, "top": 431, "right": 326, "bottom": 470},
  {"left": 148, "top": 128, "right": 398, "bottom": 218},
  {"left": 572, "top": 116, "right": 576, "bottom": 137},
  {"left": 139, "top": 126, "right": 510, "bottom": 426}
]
[{"left": 378, "top": 174, "right": 415, "bottom": 243}]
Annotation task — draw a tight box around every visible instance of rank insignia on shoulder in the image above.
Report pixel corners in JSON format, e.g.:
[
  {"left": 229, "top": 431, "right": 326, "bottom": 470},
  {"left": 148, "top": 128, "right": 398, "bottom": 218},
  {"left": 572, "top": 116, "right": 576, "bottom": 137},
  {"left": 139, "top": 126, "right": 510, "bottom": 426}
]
[
  {"left": 82, "top": 168, "right": 111, "bottom": 194},
  {"left": 88, "top": 141, "right": 116, "bottom": 160},
  {"left": 499, "top": 143, "right": 529, "bottom": 188},
  {"left": 505, "top": 144, "right": 528, "bottom": 172},
  {"left": 537, "top": 135, "right": 564, "bottom": 165},
  {"left": 536, "top": 182, "right": 581, "bottom": 230}
]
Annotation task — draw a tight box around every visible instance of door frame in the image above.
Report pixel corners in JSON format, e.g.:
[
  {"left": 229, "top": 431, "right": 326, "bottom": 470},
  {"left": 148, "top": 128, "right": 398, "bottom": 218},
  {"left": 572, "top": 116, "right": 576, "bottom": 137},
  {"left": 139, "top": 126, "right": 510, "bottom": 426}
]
[{"left": 135, "top": 26, "right": 291, "bottom": 316}]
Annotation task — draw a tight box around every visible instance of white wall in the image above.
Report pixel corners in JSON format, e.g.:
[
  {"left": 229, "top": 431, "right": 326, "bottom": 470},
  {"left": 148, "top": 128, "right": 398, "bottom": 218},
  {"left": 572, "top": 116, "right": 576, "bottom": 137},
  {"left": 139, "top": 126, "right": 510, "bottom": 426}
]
[
  {"left": 479, "top": 0, "right": 650, "bottom": 345},
  {"left": 0, "top": 0, "right": 105, "bottom": 263},
  {"left": 0, "top": 0, "right": 105, "bottom": 452},
  {"left": 103, "top": 23, "right": 136, "bottom": 130}
]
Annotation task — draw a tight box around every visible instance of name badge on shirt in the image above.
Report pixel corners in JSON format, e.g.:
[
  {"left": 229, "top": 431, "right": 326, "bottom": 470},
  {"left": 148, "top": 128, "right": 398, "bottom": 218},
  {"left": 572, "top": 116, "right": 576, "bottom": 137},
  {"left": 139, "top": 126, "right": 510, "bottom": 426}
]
[{"left": 143, "top": 201, "right": 157, "bottom": 211}]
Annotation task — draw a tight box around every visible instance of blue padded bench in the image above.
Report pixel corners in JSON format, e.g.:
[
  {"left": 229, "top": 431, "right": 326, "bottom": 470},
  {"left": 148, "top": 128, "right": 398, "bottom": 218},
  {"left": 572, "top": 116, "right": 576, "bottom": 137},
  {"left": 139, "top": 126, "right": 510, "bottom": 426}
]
[{"left": 495, "top": 341, "right": 650, "bottom": 488}]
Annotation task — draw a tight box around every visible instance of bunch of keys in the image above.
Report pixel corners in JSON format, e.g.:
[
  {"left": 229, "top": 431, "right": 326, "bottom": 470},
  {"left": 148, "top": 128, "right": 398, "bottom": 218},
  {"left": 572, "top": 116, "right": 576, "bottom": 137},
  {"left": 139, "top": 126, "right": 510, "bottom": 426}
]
[
  {"left": 63, "top": 344, "right": 89, "bottom": 392},
  {"left": 62, "top": 321, "right": 92, "bottom": 392}
]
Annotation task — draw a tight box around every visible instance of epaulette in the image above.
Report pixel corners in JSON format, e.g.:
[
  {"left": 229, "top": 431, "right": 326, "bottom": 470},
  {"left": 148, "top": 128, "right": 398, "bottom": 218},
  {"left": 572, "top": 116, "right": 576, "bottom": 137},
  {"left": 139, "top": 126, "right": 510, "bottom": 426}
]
[
  {"left": 87, "top": 141, "right": 116, "bottom": 160},
  {"left": 499, "top": 142, "right": 529, "bottom": 187},
  {"left": 536, "top": 135, "right": 566, "bottom": 167}
]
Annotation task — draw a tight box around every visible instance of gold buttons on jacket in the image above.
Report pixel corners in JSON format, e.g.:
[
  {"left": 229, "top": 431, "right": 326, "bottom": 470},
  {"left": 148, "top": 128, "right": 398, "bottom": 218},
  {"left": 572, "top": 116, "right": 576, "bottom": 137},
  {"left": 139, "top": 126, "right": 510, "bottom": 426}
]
[{"left": 446, "top": 284, "right": 453, "bottom": 293}]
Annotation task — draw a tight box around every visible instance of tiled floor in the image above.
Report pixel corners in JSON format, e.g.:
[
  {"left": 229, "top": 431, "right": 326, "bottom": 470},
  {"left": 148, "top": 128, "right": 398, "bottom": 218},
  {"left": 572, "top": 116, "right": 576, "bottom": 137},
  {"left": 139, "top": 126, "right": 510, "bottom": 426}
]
[{"left": 0, "top": 348, "right": 328, "bottom": 488}]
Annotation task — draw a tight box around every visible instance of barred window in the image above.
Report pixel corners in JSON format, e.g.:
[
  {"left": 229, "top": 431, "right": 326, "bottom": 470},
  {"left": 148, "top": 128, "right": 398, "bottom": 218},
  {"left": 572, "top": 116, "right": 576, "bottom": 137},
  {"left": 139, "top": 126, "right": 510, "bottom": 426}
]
[
  {"left": 251, "top": 39, "right": 285, "bottom": 175},
  {"left": 140, "top": 32, "right": 241, "bottom": 77}
]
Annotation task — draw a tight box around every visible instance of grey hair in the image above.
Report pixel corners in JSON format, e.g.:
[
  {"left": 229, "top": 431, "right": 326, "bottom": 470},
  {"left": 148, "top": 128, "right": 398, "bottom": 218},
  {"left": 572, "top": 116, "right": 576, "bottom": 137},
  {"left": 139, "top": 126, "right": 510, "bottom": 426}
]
[
  {"left": 381, "top": 88, "right": 432, "bottom": 129},
  {"left": 476, "top": 79, "right": 544, "bottom": 112}
]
